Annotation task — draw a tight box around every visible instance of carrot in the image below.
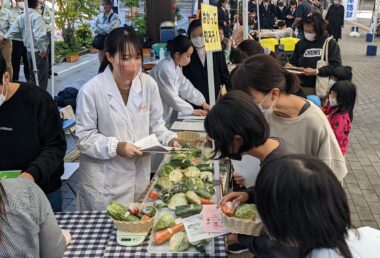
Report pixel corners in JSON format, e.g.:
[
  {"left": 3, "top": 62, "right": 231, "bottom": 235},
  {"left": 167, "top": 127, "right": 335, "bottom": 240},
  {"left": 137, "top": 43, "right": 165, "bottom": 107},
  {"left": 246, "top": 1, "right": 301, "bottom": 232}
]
[
  {"left": 141, "top": 215, "right": 151, "bottom": 221},
  {"left": 200, "top": 198, "right": 214, "bottom": 205},
  {"left": 153, "top": 223, "right": 184, "bottom": 245}
]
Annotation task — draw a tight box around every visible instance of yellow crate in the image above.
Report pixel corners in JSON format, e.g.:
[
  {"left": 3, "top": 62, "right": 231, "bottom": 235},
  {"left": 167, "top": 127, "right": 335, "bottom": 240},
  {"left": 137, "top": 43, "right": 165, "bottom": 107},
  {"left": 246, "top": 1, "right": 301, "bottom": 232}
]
[
  {"left": 260, "top": 38, "right": 279, "bottom": 52},
  {"left": 280, "top": 37, "right": 300, "bottom": 52}
]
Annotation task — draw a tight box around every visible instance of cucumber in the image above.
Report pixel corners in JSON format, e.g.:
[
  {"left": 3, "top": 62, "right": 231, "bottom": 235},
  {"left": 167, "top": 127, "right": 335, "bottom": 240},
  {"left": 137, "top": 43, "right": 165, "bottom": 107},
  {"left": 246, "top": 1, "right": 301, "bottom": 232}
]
[
  {"left": 175, "top": 204, "right": 203, "bottom": 218},
  {"left": 194, "top": 188, "right": 212, "bottom": 199}
]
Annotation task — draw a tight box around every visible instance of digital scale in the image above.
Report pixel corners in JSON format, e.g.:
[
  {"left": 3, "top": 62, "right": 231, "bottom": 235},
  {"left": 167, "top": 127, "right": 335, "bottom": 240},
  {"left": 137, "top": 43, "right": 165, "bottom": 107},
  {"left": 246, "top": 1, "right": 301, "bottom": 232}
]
[{"left": 116, "top": 230, "right": 149, "bottom": 247}]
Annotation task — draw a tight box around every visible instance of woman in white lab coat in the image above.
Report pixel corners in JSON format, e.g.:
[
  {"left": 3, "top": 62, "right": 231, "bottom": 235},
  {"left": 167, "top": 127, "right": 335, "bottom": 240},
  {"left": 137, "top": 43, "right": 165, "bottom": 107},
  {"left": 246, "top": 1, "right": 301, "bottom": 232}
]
[
  {"left": 149, "top": 35, "right": 210, "bottom": 124},
  {"left": 75, "top": 27, "right": 179, "bottom": 211}
]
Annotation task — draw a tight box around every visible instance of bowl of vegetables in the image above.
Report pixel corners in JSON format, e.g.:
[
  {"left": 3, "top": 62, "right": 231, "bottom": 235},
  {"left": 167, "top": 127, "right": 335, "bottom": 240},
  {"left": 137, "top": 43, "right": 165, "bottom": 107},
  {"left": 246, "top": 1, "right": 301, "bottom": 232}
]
[
  {"left": 107, "top": 202, "right": 157, "bottom": 233},
  {"left": 220, "top": 201, "right": 265, "bottom": 236}
]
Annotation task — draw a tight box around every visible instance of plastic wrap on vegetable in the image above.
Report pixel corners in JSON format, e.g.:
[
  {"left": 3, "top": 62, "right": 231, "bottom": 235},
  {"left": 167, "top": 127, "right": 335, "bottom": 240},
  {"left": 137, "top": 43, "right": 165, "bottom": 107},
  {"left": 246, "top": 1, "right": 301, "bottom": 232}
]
[
  {"left": 154, "top": 211, "right": 175, "bottom": 230},
  {"left": 191, "top": 178, "right": 205, "bottom": 190},
  {"left": 200, "top": 171, "right": 213, "bottom": 183},
  {"left": 221, "top": 201, "right": 240, "bottom": 217},
  {"left": 156, "top": 177, "right": 173, "bottom": 191},
  {"left": 169, "top": 231, "right": 190, "bottom": 252},
  {"left": 141, "top": 205, "right": 156, "bottom": 217},
  {"left": 169, "top": 169, "right": 184, "bottom": 183},
  {"left": 185, "top": 191, "right": 201, "bottom": 204},
  {"left": 234, "top": 204, "right": 257, "bottom": 220},
  {"left": 161, "top": 164, "right": 174, "bottom": 177},
  {"left": 175, "top": 204, "right": 203, "bottom": 218},
  {"left": 184, "top": 166, "right": 201, "bottom": 178},
  {"left": 194, "top": 188, "right": 211, "bottom": 199},
  {"left": 169, "top": 154, "right": 192, "bottom": 169},
  {"left": 107, "top": 201, "right": 127, "bottom": 221},
  {"left": 168, "top": 193, "right": 188, "bottom": 210},
  {"left": 154, "top": 200, "right": 167, "bottom": 210}
]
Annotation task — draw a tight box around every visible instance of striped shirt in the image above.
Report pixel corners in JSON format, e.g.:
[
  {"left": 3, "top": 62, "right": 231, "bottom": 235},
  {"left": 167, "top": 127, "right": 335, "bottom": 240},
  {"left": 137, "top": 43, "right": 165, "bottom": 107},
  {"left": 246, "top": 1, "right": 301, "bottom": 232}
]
[{"left": 0, "top": 178, "right": 66, "bottom": 258}]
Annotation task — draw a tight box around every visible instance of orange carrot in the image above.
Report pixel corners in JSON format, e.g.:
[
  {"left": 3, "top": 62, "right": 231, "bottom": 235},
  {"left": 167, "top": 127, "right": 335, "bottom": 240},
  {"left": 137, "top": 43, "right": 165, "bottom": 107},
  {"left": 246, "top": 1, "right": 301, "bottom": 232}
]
[
  {"left": 153, "top": 223, "right": 184, "bottom": 245},
  {"left": 200, "top": 198, "right": 214, "bottom": 205}
]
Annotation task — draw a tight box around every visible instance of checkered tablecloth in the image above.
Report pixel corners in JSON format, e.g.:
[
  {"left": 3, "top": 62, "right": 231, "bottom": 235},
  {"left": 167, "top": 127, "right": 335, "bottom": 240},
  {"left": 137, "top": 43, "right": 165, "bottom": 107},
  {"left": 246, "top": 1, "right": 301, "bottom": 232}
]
[{"left": 56, "top": 211, "right": 227, "bottom": 258}]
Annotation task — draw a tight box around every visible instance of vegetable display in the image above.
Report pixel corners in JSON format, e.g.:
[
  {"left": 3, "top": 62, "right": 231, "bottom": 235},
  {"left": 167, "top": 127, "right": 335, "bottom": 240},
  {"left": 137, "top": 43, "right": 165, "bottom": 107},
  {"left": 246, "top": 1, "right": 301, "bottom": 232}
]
[
  {"left": 169, "top": 232, "right": 190, "bottom": 252},
  {"left": 107, "top": 202, "right": 156, "bottom": 222},
  {"left": 175, "top": 204, "right": 203, "bottom": 218}
]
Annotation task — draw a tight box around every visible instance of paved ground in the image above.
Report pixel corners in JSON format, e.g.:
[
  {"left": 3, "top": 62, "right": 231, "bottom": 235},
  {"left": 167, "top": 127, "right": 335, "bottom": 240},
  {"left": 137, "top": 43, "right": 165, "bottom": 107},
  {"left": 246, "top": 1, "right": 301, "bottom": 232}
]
[{"left": 52, "top": 16, "right": 380, "bottom": 256}]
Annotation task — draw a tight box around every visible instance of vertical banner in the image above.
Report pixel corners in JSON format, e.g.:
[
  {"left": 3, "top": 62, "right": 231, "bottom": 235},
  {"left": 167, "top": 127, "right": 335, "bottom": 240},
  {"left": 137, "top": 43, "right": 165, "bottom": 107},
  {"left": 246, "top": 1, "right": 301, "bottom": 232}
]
[
  {"left": 201, "top": 3, "right": 222, "bottom": 52},
  {"left": 343, "top": 0, "right": 359, "bottom": 20}
]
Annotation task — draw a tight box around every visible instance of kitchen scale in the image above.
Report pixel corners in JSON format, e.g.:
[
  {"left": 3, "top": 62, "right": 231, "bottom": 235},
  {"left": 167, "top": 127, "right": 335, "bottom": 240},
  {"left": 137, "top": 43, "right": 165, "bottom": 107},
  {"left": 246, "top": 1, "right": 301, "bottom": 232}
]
[{"left": 116, "top": 230, "right": 149, "bottom": 247}]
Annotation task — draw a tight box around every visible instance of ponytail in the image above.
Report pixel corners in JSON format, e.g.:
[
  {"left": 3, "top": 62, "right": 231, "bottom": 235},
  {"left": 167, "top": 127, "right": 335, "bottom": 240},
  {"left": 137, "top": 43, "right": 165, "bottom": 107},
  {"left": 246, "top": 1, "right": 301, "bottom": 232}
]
[
  {"left": 167, "top": 35, "right": 192, "bottom": 58},
  {"left": 284, "top": 70, "right": 301, "bottom": 94}
]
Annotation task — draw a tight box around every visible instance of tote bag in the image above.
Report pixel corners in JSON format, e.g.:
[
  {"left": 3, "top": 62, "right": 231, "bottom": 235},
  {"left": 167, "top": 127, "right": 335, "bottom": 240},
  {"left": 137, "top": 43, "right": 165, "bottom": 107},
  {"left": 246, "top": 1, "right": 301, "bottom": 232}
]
[{"left": 315, "top": 36, "right": 332, "bottom": 97}]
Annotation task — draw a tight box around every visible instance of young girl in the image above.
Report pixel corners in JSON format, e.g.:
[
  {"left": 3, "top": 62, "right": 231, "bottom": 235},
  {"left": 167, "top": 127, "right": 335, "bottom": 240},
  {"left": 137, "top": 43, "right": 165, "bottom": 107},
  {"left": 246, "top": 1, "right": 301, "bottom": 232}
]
[{"left": 324, "top": 80, "right": 357, "bottom": 155}]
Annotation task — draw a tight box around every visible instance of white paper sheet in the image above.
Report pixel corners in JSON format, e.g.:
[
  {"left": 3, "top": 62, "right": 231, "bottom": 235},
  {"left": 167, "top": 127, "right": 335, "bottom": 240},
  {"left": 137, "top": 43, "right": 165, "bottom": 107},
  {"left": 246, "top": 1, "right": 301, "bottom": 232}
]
[
  {"left": 170, "top": 121, "right": 205, "bottom": 132},
  {"left": 134, "top": 134, "right": 173, "bottom": 153},
  {"left": 231, "top": 156, "right": 261, "bottom": 187}
]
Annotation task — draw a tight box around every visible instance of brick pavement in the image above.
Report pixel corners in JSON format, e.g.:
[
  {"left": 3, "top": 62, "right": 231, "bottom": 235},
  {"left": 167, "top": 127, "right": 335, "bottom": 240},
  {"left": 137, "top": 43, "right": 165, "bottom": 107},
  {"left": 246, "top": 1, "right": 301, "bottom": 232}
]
[{"left": 338, "top": 22, "right": 380, "bottom": 229}]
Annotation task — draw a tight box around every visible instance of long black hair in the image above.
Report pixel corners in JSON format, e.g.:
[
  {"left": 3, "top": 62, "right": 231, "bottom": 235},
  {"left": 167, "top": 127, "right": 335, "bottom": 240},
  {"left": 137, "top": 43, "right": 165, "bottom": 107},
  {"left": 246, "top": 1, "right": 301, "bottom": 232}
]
[
  {"left": 187, "top": 19, "right": 202, "bottom": 38},
  {"left": 255, "top": 155, "right": 354, "bottom": 258},
  {"left": 167, "top": 35, "right": 192, "bottom": 59},
  {"left": 232, "top": 54, "right": 300, "bottom": 94},
  {"left": 204, "top": 90, "right": 269, "bottom": 159},
  {"left": 99, "top": 27, "right": 142, "bottom": 73},
  {"left": 329, "top": 80, "right": 357, "bottom": 121}
]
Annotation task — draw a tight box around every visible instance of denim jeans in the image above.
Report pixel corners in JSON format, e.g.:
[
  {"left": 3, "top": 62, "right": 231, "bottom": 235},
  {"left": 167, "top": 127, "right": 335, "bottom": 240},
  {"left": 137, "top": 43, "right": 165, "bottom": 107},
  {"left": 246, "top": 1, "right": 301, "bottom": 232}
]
[
  {"left": 27, "top": 51, "right": 48, "bottom": 90},
  {"left": 47, "top": 187, "right": 62, "bottom": 212}
]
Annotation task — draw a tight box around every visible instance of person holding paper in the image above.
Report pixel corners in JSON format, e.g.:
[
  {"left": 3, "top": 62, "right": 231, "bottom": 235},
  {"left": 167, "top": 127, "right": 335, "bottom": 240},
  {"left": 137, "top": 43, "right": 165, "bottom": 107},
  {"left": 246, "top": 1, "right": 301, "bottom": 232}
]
[
  {"left": 75, "top": 28, "right": 179, "bottom": 211},
  {"left": 149, "top": 35, "right": 210, "bottom": 124}
]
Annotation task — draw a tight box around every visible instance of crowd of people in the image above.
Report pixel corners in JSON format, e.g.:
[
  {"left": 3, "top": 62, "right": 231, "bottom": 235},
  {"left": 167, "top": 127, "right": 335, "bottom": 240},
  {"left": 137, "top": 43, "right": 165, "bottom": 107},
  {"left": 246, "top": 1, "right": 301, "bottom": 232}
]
[{"left": 1, "top": 0, "right": 380, "bottom": 257}]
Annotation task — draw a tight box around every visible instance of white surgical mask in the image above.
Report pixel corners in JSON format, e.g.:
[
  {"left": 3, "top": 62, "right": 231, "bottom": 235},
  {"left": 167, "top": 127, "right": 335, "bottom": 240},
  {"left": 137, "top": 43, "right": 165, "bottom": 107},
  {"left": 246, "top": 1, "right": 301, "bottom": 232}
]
[
  {"left": 191, "top": 36, "right": 205, "bottom": 49},
  {"left": 100, "top": 6, "right": 105, "bottom": 12},
  {"left": 17, "top": 2, "right": 25, "bottom": 9},
  {"left": 304, "top": 32, "right": 317, "bottom": 41},
  {"left": 329, "top": 95, "right": 338, "bottom": 106},
  {"left": 257, "top": 93, "right": 274, "bottom": 115},
  {"left": 279, "top": 6, "right": 284, "bottom": 11},
  {"left": 329, "top": 79, "right": 336, "bottom": 89},
  {"left": 0, "top": 84, "right": 8, "bottom": 107}
]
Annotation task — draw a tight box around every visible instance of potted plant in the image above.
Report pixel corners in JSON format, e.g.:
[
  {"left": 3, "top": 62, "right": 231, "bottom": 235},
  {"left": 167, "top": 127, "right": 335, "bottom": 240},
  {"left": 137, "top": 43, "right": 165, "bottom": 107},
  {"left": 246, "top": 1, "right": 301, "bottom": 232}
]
[{"left": 56, "top": 0, "right": 98, "bottom": 62}]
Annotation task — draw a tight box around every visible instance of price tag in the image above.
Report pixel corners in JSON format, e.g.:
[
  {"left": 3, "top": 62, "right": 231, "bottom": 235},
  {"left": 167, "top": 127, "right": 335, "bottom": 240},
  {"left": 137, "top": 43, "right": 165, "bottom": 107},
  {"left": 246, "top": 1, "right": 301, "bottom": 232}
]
[
  {"left": 202, "top": 205, "right": 226, "bottom": 233},
  {"left": 201, "top": 4, "right": 222, "bottom": 52}
]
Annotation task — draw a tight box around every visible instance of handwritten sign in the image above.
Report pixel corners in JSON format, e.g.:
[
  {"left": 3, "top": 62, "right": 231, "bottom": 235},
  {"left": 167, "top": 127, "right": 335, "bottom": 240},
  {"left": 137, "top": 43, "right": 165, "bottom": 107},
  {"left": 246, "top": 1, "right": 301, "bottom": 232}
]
[
  {"left": 201, "top": 3, "right": 222, "bottom": 52},
  {"left": 343, "top": 0, "right": 358, "bottom": 20}
]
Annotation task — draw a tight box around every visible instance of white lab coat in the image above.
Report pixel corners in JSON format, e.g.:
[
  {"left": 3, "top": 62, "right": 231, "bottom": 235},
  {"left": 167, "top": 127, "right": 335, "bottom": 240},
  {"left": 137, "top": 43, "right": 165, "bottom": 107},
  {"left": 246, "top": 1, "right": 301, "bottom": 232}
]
[
  {"left": 75, "top": 67, "right": 176, "bottom": 211},
  {"left": 149, "top": 57, "right": 205, "bottom": 122}
]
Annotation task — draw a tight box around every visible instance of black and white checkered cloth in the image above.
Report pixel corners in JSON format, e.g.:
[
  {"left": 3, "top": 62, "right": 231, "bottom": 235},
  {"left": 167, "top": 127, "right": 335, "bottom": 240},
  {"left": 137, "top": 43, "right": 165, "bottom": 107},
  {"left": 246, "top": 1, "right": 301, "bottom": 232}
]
[{"left": 56, "top": 211, "right": 227, "bottom": 258}]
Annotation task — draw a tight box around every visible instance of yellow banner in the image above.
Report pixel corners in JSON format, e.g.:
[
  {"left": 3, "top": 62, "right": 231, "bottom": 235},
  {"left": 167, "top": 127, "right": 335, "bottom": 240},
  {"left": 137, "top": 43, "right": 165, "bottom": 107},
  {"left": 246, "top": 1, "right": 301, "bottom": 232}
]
[{"left": 201, "top": 3, "right": 222, "bottom": 52}]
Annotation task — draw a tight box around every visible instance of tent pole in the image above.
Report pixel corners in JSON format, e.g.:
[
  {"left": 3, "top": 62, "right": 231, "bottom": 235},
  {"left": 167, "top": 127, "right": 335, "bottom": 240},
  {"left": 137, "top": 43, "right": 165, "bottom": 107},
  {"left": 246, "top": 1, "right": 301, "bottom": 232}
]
[{"left": 24, "top": 0, "right": 39, "bottom": 86}]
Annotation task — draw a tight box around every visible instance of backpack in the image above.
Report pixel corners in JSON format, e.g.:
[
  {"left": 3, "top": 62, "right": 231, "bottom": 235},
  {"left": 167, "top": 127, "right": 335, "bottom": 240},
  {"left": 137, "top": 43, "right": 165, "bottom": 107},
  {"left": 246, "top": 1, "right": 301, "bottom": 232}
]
[{"left": 56, "top": 87, "right": 79, "bottom": 111}]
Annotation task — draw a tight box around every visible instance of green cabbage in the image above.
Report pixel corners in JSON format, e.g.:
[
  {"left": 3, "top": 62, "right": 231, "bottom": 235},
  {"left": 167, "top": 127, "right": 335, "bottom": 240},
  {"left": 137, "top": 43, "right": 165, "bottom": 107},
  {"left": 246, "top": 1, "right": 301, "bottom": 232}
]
[
  {"left": 234, "top": 204, "right": 257, "bottom": 220},
  {"left": 156, "top": 177, "right": 173, "bottom": 191},
  {"left": 184, "top": 166, "right": 201, "bottom": 178},
  {"left": 168, "top": 193, "right": 188, "bottom": 210},
  {"left": 169, "top": 169, "right": 184, "bottom": 183},
  {"left": 191, "top": 178, "right": 205, "bottom": 189},
  {"left": 161, "top": 164, "right": 174, "bottom": 177},
  {"left": 154, "top": 211, "right": 175, "bottom": 230},
  {"left": 169, "top": 232, "right": 190, "bottom": 252}
]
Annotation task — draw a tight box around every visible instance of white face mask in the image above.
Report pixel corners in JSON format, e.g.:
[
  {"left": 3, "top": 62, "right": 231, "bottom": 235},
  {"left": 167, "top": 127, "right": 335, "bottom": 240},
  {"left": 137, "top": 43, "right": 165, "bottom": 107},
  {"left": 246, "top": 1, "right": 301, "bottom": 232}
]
[
  {"left": 191, "top": 36, "right": 205, "bottom": 49},
  {"left": 304, "top": 32, "right": 317, "bottom": 41},
  {"left": 0, "top": 83, "right": 8, "bottom": 107},
  {"left": 329, "top": 95, "right": 338, "bottom": 107},
  {"left": 329, "top": 79, "right": 336, "bottom": 89},
  {"left": 257, "top": 93, "right": 274, "bottom": 115},
  {"left": 17, "top": 2, "right": 25, "bottom": 9},
  {"left": 279, "top": 6, "right": 284, "bottom": 11},
  {"left": 100, "top": 6, "right": 105, "bottom": 12}
]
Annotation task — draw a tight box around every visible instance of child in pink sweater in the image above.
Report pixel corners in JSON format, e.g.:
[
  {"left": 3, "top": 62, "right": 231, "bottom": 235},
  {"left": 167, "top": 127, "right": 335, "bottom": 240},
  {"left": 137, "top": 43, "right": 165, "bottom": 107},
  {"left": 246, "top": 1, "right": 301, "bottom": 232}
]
[{"left": 324, "top": 81, "right": 357, "bottom": 155}]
